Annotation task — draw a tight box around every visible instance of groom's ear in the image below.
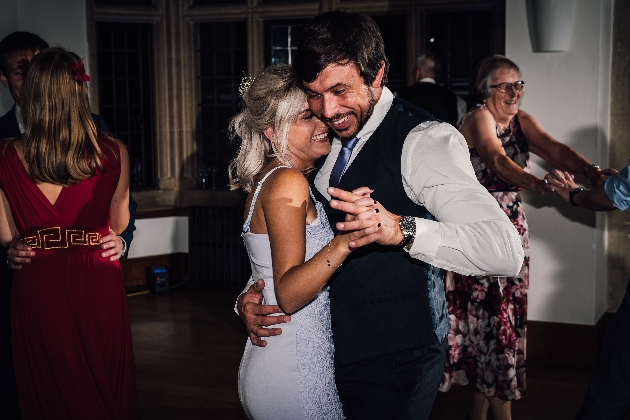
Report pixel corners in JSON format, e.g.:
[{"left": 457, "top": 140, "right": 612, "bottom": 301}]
[{"left": 263, "top": 127, "right": 277, "bottom": 143}]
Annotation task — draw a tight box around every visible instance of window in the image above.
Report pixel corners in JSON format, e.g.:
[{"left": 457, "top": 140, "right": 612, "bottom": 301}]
[
  {"left": 373, "top": 15, "right": 408, "bottom": 94},
  {"left": 259, "top": 0, "right": 311, "bottom": 3},
  {"left": 425, "top": 10, "right": 494, "bottom": 107},
  {"left": 264, "top": 20, "right": 305, "bottom": 65},
  {"left": 197, "top": 22, "right": 248, "bottom": 189},
  {"left": 263, "top": 16, "right": 407, "bottom": 91},
  {"left": 95, "top": 0, "right": 153, "bottom": 4},
  {"left": 96, "top": 22, "right": 156, "bottom": 188},
  {"left": 90, "top": 0, "right": 504, "bottom": 209},
  {"left": 194, "top": 0, "right": 245, "bottom": 4}
]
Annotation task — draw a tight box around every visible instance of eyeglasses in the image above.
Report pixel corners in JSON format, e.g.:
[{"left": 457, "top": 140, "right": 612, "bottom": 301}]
[{"left": 489, "top": 81, "right": 525, "bottom": 93}]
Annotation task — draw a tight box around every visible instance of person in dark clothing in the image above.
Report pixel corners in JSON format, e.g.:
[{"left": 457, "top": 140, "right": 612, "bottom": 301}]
[
  {"left": 396, "top": 51, "right": 467, "bottom": 126},
  {"left": 546, "top": 164, "right": 630, "bottom": 420}
]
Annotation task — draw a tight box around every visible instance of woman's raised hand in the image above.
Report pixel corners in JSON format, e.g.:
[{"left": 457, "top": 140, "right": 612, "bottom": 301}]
[
  {"left": 531, "top": 177, "right": 557, "bottom": 195},
  {"left": 544, "top": 169, "right": 578, "bottom": 203},
  {"left": 545, "top": 169, "right": 578, "bottom": 191}
]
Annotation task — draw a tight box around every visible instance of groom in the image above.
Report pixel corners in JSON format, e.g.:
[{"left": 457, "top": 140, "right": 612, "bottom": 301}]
[{"left": 238, "top": 10, "right": 524, "bottom": 419}]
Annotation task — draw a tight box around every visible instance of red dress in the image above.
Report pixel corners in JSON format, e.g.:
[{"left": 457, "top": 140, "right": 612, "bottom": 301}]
[{"left": 0, "top": 137, "right": 140, "bottom": 419}]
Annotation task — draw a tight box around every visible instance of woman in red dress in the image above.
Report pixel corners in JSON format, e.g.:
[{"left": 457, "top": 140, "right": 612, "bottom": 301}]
[{"left": 0, "top": 47, "right": 139, "bottom": 419}]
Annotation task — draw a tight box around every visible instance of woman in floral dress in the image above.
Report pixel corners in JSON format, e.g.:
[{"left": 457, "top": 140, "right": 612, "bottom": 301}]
[{"left": 440, "top": 55, "right": 610, "bottom": 420}]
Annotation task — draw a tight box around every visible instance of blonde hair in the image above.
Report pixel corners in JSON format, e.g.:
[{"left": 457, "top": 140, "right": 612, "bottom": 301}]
[
  {"left": 228, "top": 64, "right": 306, "bottom": 193},
  {"left": 21, "top": 47, "right": 111, "bottom": 185}
]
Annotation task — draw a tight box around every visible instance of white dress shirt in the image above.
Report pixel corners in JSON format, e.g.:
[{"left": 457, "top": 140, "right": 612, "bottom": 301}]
[{"left": 315, "top": 87, "right": 524, "bottom": 277}]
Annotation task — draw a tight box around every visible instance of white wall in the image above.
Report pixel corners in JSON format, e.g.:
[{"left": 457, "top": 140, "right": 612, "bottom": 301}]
[
  {"left": 0, "top": 0, "right": 89, "bottom": 115},
  {"left": 2, "top": 0, "right": 615, "bottom": 326},
  {"left": 127, "top": 217, "right": 188, "bottom": 259},
  {"left": 506, "top": 0, "right": 612, "bottom": 325}
]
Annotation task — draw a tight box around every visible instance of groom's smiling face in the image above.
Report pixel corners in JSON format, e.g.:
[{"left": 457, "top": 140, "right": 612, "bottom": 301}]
[{"left": 302, "top": 61, "right": 384, "bottom": 141}]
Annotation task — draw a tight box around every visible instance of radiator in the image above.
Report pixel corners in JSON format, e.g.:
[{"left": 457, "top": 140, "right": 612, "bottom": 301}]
[{"left": 188, "top": 206, "right": 251, "bottom": 288}]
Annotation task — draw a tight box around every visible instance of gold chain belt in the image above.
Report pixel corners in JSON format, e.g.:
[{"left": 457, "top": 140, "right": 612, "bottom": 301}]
[{"left": 22, "top": 227, "right": 101, "bottom": 250}]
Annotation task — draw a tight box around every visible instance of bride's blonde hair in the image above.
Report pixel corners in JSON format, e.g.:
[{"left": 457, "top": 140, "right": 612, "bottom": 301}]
[{"left": 228, "top": 64, "right": 305, "bottom": 193}]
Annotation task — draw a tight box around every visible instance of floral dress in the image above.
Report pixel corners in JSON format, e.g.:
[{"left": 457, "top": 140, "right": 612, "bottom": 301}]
[{"left": 440, "top": 105, "right": 529, "bottom": 401}]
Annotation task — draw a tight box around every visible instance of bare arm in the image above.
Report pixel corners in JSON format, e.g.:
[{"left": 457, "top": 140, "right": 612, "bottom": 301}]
[
  {"left": 459, "top": 108, "right": 553, "bottom": 194},
  {"left": 235, "top": 187, "right": 375, "bottom": 347},
  {"left": 571, "top": 187, "right": 615, "bottom": 211},
  {"left": 546, "top": 169, "right": 616, "bottom": 211},
  {"left": 264, "top": 169, "right": 378, "bottom": 314},
  {"left": 110, "top": 141, "right": 130, "bottom": 234},
  {"left": 519, "top": 110, "right": 606, "bottom": 187}
]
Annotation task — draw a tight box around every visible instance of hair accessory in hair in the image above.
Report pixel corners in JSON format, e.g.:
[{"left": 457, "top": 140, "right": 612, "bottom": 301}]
[
  {"left": 17, "top": 56, "right": 30, "bottom": 75},
  {"left": 238, "top": 72, "right": 254, "bottom": 97},
  {"left": 69, "top": 61, "right": 90, "bottom": 84}
]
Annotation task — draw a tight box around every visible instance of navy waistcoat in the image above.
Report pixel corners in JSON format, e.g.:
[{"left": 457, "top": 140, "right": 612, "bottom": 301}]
[{"left": 311, "top": 98, "right": 442, "bottom": 366}]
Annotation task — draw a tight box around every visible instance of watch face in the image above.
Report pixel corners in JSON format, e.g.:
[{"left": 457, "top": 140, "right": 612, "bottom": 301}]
[
  {"left": 400, "top": 216, "right": 415, "bottom": 232},
  {"left": 398, "top": 216, "right": 415, "bottom": 250}
]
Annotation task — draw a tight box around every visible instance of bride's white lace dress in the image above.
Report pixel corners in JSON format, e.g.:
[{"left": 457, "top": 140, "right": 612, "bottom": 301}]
[{"left": 238, "top": 168, "right": 344, "bottom": 420}]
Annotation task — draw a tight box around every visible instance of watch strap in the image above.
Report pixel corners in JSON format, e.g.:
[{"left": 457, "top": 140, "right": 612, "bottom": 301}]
[
  {"left": 569, "top": 187, "right": 585, "bottom": 206},
  {"left": 398, "top": 215, "right": 416, "bottom": 252},
  {"left": 583, "top": 164, "right": 600, "bottom": 176},
  {"left": 119, "top": 236, "right": 128, "bottom": 257}
]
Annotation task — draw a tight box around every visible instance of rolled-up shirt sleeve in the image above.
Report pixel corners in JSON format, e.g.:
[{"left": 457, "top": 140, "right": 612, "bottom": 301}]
[{"left": 401, "top": 121, "right": 524, "bottom": 277}]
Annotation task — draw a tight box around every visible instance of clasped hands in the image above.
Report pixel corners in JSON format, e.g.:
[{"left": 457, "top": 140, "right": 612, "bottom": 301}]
[
  {"left": 543, "top": 167, "right": 618, "bottom": 203},
  {"left": 7, "top": 227, "right": 125, "bottom": 270},
  {"left": 238, "top": 186, "right": 405, "bottom": 347}
]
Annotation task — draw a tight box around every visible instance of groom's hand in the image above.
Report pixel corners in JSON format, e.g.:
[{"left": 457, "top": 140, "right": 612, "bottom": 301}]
[
  {"left": 329, "top": 187, "right": 404, "bottom": 247},
  {"left": 7, "top": 231, "right": 34, "bottom": 270},
  {"left": 238, "top": 279, "right": 291, "bottom": 347}
]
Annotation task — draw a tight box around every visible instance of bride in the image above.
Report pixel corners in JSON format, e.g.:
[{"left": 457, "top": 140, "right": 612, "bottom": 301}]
[{"left": 229, "top": 64, "right": 379, "bottom": 420}]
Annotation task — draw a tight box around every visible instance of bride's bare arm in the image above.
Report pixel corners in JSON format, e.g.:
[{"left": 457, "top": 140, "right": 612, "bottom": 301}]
[{"left": 263, "top": 169, "right": 379, "bottom": 314}]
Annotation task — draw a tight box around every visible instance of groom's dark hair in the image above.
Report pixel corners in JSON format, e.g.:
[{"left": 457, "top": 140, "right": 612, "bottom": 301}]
[{"left": 293, "top": 9, "right": 390, "bottom": 87}]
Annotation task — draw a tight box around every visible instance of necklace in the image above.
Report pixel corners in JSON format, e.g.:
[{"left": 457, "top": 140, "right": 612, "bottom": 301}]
[
  {"left": 268, "top": 158, "right": 315, "bottom": 177},
  {"left": 300, "top": 166, "right": 316, "bottom": 176},
  {"left": 498, "top": 123, "right": 512, "bottom": 137}
]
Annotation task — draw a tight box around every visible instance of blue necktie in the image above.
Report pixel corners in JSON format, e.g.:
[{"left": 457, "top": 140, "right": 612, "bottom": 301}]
[{"left": 329, "top": 137, "right": 358, "bottom": 188}]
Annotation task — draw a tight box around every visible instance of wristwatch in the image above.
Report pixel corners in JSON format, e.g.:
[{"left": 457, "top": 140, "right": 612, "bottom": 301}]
[
  {"left": 569, "top": 187, "right": 585, "bottom": 206},
  {"left": 583, "top": 164, "right": 600, "bottom": 177},
  {"left": 119, "top": 236, "right": 128, "bottom": 258},
  {"left": 398, "top": 215, "right": 416, "bottom": 252}
]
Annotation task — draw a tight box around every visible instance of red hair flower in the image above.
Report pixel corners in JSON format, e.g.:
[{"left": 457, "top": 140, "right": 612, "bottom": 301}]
[
  {"left": 69, "top": 61, "right": 90, "bottom": 84},
  {"left": 17, "top": 56, "right": 30, "bottom": 74}
]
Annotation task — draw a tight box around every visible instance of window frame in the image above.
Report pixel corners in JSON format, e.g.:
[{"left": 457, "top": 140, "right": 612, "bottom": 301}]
[
  {"left": 95, "top": 21, "right": 157, "bottom": 189},
  {"left": 87, "top": 0, "right": 505, "bottom": 210}
]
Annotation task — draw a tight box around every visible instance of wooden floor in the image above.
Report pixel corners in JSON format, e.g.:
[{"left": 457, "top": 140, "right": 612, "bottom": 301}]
[{"left": 128, "top": 287, "right": 627, "bottom": 420}]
